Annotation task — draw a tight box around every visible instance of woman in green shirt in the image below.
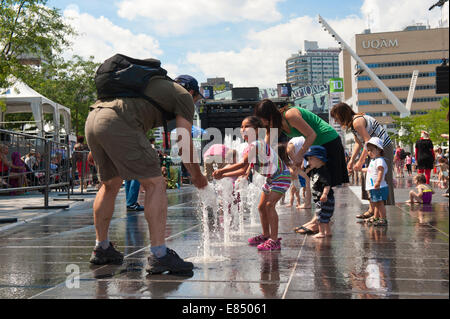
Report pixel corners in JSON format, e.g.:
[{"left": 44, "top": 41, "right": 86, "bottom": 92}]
[
  {"left": 254, "top": 99, "right": 349, "bottom": 187},
  {"left": 254, "top": 99, "right": 349, "bottom": 234}
]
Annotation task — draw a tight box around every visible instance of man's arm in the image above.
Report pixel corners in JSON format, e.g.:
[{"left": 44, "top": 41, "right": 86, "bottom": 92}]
[{"left": 175, "top": 115, "right": 208, "bottom": 189}]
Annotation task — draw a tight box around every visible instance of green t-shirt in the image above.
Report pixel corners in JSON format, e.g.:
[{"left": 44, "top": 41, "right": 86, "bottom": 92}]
[{"left": 283, "top": 107, "right": 338, "bottom": 146}]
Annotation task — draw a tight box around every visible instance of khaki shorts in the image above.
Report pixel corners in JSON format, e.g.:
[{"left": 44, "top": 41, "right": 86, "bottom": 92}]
[{"left": 85, "top": 107, "right": 161, "bottom": 182}]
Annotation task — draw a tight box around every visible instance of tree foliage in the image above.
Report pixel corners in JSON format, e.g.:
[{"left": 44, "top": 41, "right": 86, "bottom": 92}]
[
  {"left": 0, "top": 0, "right": 75, "bottom": 88},
  {"left": 390, "top": 97, "right": 449, "bottom": 147},
  {"left": 1, "top": 1, "right": 101, "bottom": 136},
  {"left": 18, "top": 55, "right": 100, "bottom": 136}
]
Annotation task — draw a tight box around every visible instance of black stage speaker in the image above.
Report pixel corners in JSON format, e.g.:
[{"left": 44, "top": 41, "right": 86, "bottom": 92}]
[
  {"left": 232, "top": 87, "right": 259, "bottom": 101},
  {"left": 436, "top": 66, "right": 449, "bottom": 94}
]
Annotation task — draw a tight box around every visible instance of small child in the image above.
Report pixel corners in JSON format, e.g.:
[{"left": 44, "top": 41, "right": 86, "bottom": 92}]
[
  {"left": 286, "top": 165, "right": 302, "bottom": 209},
  {"left": 362, "top": 137, "right": 389, "bottom": 227},
  {"left": 407, "top": 174, "right": 434, "bottom": 204},
  {"left": 286, "top": 136, "right": 312, "bottom": 209},
  {"left": 437, "top": 157, "right": 449, "bottom": 189},
  {"left": 405, "top": 153, "right": 413, "bottom": 177},
  {"left": 303, "top": 146, "right": 334, "bottom": 238}
]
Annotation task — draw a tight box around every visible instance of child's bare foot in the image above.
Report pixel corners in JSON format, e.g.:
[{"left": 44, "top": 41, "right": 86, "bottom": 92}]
[
  {"left": 295, "top": 205, "right": 301, "bottom": 209},
  {"left": 299, "top": 203, "right": 312, "bottom": 209},
  {"left": 313, "top": 232, "right": 326, "bottom": 238},
  {"left": 285, "top": 203, "right": 292, "bottom": 207}
]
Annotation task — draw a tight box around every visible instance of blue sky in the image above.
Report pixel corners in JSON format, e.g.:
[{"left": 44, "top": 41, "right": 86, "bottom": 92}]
[{"left": 46, "top": 0, "right": 448, "bottom": 88}]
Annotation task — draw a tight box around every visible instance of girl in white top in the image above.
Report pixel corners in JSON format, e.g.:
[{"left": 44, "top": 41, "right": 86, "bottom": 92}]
[
  {"left": 286, "top": 136, "right": 311, "bottom": 209},
  {"left": 362, "top": 137, "right": 389, "bottom": 226}
]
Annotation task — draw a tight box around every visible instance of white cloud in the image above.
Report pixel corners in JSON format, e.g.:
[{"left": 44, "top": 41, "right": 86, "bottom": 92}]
[
  {"left": 116, "top": 0, "right": 284, "bottom": 36},
  {"left": 361, "top": 0, "right": 449, "bottom": 32},
  {"left": 186, "top": 0, "right": 449, "bottom": 88},
  {"left": 187, "top": 15, "right": 366, "bottom": 88},
  {"left": 62, "top": 5, "right": 162, "bottom": 62}
]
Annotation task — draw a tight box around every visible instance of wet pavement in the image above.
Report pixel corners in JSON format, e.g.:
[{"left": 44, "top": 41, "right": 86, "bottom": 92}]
[{"left": 0, "top": 177, "right": 448, "bottom": 299}]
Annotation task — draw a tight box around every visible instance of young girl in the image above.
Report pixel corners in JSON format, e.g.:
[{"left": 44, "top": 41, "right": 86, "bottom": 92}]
[
  {"left": 362, "top": 137, "right": 389, "bottom": 227},
  {"left": 286, "top": 136, "right": 312, "bottom": 209},
  {"left": 408, "top": 174, "right": 434, "bottom": 204},
  {"left": 213, "top": 116, "right": 291, "bottom": 251},
  {"left": 405, "top": 153, "right": 413, "bottom": 177},
  {"left": 437, "top": 157, "right": 449, "bottom": 189}
]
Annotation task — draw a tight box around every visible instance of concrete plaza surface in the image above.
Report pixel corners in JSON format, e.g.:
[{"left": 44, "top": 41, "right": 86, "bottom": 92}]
[{"left": 0, "top": 177, "right": 448, "bottom": 299}]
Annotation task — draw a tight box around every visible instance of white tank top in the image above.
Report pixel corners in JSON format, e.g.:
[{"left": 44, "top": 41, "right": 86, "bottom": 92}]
[{"left": 352, "top": 115, "right": 392, "bottom": 149}]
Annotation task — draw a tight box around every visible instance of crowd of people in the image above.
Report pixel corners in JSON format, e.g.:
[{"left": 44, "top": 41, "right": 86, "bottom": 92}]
[{"left": 0, "top": 143, "right": 69, "bottom": 194}]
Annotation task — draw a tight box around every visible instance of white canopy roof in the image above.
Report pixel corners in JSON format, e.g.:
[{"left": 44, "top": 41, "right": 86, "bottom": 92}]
[{"left": 0, "top": 80, "right": 71, "bottom": 138}]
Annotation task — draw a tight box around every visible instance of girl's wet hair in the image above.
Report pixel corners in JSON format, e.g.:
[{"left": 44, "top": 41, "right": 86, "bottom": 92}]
[
  {"left": 253, "top": 99, "right": 282, "bottom": 130},
  {"left": 243, "top": 116, "right": 264, "bottom": 129},
  {"left": 277, "top": 142, "right": 290, "bottom": 166},
  {"left": 414, "top": 174, "right": 427, "bottom": 184}
]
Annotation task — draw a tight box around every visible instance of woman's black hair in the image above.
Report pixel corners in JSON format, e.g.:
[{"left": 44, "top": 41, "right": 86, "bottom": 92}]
[{"left": 253, "top": 99, "right": 283, "bottom": 130}]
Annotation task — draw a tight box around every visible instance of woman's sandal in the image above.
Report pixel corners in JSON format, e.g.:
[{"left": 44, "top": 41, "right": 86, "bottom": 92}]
[
  {"left": 356, "top": 211, "right": 374, "bottom": 219},
  {"left": 365, "top": 217, "right": 378, "bottom": 224},
  {"left": 294, "top": 226, "right": 319, "bottom": 234},
  {"left": 373, "top": 218, "right": 388, "bottom": 226}
]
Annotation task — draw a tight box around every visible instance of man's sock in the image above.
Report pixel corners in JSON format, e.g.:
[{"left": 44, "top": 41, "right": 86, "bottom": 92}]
[
  {"left": 151, "top": 245, "right": 167, "bottom": 258},
  {"left": 95, "top": 239, "right": 110, "bottom": 250}
]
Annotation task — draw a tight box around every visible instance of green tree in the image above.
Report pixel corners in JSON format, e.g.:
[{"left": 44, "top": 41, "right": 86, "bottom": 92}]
[
  {"left": 391, "top": 97, "right": 449, "bottom": 147},
  {"left": 18, "top": 55, "right": 100, "bottom": 136},
  {"left": 0, "top": 0, "right": 75, "bottom": 88}
]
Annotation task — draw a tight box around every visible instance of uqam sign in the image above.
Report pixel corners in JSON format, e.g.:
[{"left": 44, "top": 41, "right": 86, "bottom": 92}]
[{"left": 362, "top": 39, "right": 399, "bottom": 50}]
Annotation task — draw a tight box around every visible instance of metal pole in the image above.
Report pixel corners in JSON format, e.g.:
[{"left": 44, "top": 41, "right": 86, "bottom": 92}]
[{"left": 44, "top": 139, "right": 50, "bottom": 208}]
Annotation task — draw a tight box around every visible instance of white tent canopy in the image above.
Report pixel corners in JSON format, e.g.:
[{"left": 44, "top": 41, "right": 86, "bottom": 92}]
[{"left": 0, "top": 80, "right": 71, "bottom": 139}]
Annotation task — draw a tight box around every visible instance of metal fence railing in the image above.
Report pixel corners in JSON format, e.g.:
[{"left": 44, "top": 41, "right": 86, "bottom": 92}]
[
  {"left": 56, "top": 150, "right": 99, "bottom": 199},
  {"left": 0, "top": 129, "right": 70, "bottom": 210}
]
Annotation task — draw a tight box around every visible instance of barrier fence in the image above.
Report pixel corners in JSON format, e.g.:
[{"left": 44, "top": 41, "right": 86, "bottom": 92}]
[{"left": 0, "top": 129, "right": 73, "bottom": 210}]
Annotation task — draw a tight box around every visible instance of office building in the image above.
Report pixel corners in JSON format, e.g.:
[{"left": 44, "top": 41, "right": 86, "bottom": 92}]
[
  {"left": 342, "top": 26, "right": 449, "bottom": 127},
  {"left": 286, "top": 41, "right": 340, "bottom": 88}
]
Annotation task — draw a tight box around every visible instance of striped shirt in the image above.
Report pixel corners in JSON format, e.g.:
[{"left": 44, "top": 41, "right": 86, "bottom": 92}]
[
  {"left": 243, "top": 140, "right": 285, "bottom": 177},
  {"left": 352, "top": 115, "right": 392, "bottom": 149}
]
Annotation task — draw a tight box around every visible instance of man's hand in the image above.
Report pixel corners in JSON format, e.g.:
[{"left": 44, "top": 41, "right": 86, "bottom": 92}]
[
  {"left": 320, "top": 193, "right": 328, "bottom": 202},
  {"left": 212, "top": 169, "right": 223, "bottom": 180},
  {"left": 374, "top": 182, "right": 381, "bottom": 189},
  {"left": 191, "top": 171, "right": 208, "bottom": 189}
]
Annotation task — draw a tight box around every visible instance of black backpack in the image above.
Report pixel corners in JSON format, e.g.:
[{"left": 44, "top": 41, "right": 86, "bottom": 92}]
[{"left": 95, "top": 54, "right": 173, "bottom": 149}]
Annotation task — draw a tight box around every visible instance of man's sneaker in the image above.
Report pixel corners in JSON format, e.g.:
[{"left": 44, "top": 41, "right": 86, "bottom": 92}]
[
  {"left": 89, "top": 242, "right": 124, "bottom": 265},
  {"left": 146, "top": 248, "right": 194, "bottom": 274},
  {"left": 248, "top": 234, "right": 269, "bottom": 245},
  {"left": 127, "top": 203, "right": 144, "bottom": 211},
  {"left": 257, "top": 238, "right": 282, "bottom": 251}
]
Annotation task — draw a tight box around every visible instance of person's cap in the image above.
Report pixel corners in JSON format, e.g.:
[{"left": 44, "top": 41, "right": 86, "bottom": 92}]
[
  {"left": 30, "top": 149, "right": 36, "bottom": 153},
  {"left": 421, "top": 130, "right": 429, "bottom": 138},
  {"left": 304, "top": 145, "right": 328, "bottom": 162},
  {"left": 366, "top": 137, "right": 384, "bottom": 150},
  {"left": 175, "top": 75, "right": 204, "bottom": 98}
]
